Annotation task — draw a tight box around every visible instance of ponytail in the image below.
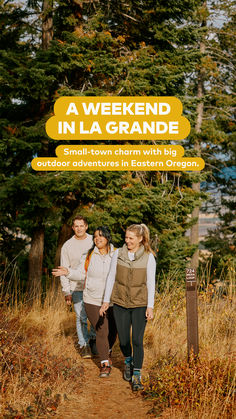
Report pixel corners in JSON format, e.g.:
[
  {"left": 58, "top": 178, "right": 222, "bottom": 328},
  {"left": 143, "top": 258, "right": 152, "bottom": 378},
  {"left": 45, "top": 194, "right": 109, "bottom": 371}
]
[{"left": 126, "top": 224, "right": 155, "bottom": 255}]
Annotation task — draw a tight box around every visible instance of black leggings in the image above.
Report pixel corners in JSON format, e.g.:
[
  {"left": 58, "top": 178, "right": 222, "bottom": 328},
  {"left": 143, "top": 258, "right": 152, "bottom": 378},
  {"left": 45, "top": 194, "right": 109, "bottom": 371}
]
[{"left": 113, "top": 304, "right": 147, "bottom": 369}]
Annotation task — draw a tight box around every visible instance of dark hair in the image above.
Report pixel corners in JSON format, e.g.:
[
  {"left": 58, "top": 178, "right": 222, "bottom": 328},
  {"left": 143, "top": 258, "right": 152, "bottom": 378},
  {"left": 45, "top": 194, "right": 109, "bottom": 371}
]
[
  {"left": 87, "top": 226, "right": 112, "bottom": 256},
  {"left": 72, "top": 215, "right": 88, "bottom": 226}
]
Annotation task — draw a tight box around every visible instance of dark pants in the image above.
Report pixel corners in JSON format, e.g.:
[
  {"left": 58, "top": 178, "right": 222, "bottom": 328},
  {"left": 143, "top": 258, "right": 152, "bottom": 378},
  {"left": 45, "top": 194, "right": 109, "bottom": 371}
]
[
  {"left": 84, "top": 303, "right": 117, "bottom": 362},
  {"left": 113, "top": 304, "right": 147, "bottom": 369}
]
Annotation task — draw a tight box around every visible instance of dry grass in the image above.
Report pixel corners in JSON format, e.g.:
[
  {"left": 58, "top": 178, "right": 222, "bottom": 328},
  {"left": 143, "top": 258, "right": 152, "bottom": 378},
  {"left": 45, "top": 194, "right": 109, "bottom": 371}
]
[
  {"left": 0, "top": 285, "right": 84, "bottom": 417},
  {"left": 0, "top": 265, "right": 235, "bottom": 418},
  {"left": 144, "top": 269, "right": 236, "bottom": 418}
]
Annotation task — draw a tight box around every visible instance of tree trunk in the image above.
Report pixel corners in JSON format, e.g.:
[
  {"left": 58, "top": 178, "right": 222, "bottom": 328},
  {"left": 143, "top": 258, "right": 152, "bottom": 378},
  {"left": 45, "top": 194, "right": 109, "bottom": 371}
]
[
  {"left": 27, "top": 226, "right": 45, "bottom": 301},
  {"left": 54, "top": 223, "right": 73, "bottom": 267},
  {"left": 190, "top": 6, "right": 206, "bottom": 269},
  {"left": 26, "top": 1, "right": 53, "bottom": 302},
  {"left": 190, "top": 72, "right": 204, "bottom": 269},
  {"left": 42, "top": 0, "right": 53, "bottom": 50}
]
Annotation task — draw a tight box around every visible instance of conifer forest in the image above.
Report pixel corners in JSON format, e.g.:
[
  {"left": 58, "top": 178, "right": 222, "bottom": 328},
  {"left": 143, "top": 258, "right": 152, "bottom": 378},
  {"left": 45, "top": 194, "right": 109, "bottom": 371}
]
[{"left": 0, "top": 1, "right": 235, "bottom": 417}]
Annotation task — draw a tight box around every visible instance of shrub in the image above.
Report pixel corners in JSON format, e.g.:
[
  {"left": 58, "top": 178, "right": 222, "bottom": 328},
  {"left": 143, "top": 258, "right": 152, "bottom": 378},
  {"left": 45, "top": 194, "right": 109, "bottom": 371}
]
[
  {"left": 144, "top": 355, "right": 236, "bottom": 418},
  {"left": 0, "top": 307, "right": 84, "bottom": 417}
]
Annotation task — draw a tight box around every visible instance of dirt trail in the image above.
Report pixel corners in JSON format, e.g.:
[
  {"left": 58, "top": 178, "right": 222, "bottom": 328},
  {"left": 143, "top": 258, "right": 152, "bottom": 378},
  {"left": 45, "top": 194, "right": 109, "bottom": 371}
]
[{"left": 56, "top": 350, "right": 154, "bottom": 419}]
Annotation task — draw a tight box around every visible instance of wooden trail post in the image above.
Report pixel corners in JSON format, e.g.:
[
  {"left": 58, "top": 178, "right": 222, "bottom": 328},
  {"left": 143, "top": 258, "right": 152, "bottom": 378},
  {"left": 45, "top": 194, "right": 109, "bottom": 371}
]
[{"left": 186, "top": 268, "right": 199, "bottom": 358}]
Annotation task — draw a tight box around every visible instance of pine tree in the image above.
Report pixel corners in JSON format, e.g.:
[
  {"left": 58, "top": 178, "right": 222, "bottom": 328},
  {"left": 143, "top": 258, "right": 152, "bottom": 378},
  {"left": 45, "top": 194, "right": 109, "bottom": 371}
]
[
  {"left": 189, "top": 1, "right": 207, "bottom": 269},
  {"left": 200, "top": 0, "right": 236, "bottom": 274},
  {"left": 1, "top": 0, "right": 214, "bottom": 297}
]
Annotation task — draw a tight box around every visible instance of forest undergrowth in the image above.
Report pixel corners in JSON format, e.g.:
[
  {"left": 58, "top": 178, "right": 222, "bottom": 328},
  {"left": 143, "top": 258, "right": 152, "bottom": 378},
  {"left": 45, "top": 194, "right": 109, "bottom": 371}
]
[
  {"left": 0, "top": 286, "right": 84, "bottom": 418},
  {"left": 0, "top": 265, "right": 235, "bottom": 418},
  {"left": 143, "top": 265, "right": 236, "bottom": 418}
]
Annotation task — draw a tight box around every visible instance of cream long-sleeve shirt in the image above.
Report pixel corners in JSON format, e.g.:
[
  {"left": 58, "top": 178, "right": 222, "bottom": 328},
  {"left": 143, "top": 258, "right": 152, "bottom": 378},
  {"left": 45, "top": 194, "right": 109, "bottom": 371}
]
[
  {"left": 67, "top": 245, "right": 115, "bottom": 306},
  {"left": 60, "top": 234, "right": 93, "bottom": 295}
]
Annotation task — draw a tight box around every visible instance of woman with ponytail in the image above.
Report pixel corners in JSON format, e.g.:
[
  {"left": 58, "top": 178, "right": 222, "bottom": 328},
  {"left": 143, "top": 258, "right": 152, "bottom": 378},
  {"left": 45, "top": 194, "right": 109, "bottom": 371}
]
[{"left": 100, "top": 223, "right": 156, "bottom": 391}]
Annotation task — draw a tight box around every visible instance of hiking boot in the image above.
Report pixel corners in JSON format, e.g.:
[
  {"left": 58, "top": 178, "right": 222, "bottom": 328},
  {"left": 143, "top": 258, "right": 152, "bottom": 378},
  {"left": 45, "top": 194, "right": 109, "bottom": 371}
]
[
  {"left": 123, "top": 362, "right": 133, "bottom": 381},
  {"left": 89, "top": 338, "right": 98, "bottom": 356},
  {"left": 99, "top": 363, "right": 111, "bottom": 378},
  {"left": 132, "top": 375, "right": 144, "bottom": 391},
  {"left": 80, "top": 345, "right": 91, "bottom": 359}
]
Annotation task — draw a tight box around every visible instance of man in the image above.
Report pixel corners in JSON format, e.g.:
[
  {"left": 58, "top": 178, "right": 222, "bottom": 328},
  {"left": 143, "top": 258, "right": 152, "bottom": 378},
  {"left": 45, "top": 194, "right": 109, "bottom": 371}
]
[{"left": 60, "top": 215, "right": 96, "bottom": 358}]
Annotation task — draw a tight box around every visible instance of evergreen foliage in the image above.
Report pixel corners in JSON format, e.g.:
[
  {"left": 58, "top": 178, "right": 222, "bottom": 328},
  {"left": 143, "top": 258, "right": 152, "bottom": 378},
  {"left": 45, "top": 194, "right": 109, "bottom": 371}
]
[
  {"left": 196, "top": 0, "right": 236, "bottom": 271},
  {"left": 0, "top": 0, "right": 235, "bottom": 294}
]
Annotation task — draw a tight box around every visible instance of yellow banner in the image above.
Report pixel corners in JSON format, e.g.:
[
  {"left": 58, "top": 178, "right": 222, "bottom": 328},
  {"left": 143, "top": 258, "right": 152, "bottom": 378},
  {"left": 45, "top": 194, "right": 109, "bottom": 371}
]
[
  {"left": 32, "top": 145, "right": 205, "bottom": 171},
  {"left": 45, "top": 97, "right": 190, "bottom": 141}
]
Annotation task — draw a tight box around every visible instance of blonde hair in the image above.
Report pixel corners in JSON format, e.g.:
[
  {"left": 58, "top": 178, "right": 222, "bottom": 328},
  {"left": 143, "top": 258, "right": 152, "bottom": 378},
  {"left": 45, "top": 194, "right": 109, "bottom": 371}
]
[{"left": 126, "top": 224, "right": 155, "bottom": 255}]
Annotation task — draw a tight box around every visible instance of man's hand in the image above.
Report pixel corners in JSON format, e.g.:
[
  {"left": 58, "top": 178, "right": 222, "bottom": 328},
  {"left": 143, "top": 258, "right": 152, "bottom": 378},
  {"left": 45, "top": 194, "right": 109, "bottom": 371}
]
[
  {"left": 99, "top": 302, "right": 109, "bottom": 316},
  {"left": 146, "top": 307, "right": 154, "bottom": 320},
  {"left": 65, "top": 295, "right": 72, "bottom": 306},
  {"left": 52, "top": 266, "right": 69, "bottom": 277}
]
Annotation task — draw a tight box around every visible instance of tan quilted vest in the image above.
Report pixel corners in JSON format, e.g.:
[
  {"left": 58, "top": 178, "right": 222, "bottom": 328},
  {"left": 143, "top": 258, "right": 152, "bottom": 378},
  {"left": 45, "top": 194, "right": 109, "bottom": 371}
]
[{"left": 111, "top": 244, "right": 149, "bottom": 308}]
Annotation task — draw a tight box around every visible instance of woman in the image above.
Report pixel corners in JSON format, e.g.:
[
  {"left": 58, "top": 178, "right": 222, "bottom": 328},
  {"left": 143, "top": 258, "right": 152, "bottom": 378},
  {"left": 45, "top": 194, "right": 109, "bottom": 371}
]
[
  {"left": 100, "top": 223, "right": 156, "bottom": 391},
  {"left": 53, "top": 226, "right": 117, "bottom": 378}
]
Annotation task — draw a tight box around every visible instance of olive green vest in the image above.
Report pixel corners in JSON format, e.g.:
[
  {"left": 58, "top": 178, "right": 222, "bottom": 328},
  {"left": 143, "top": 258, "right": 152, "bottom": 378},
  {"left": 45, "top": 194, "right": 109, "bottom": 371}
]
[{"left": 111, "top": 244, "right": 149, "bottom": 308}]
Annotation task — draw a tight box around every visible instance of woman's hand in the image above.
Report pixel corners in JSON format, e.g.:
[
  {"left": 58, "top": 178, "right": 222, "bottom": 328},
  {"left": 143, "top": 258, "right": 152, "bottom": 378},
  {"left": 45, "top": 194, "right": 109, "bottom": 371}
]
[
  {"left": 52, "top": 266, "right": 69, "bottom": 277},
  {"left": 146, "top": 307, "right": 154, "bottom": 320},
  {"left": 99, "top": 303, "right": 109, "bottom": 316}
]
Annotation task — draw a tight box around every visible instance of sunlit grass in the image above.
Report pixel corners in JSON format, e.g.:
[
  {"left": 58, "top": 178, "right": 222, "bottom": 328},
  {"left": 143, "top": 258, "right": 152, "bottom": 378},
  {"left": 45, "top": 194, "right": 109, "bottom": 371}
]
[
  {"left": 0, "top": 262, "right": 235, "bottom": 417},
  {"left": 0, "top": 281, "right": 84, "bottom": 417},
  {"left": 144, "top": 265, "right": 236, "bottom": 418}
]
